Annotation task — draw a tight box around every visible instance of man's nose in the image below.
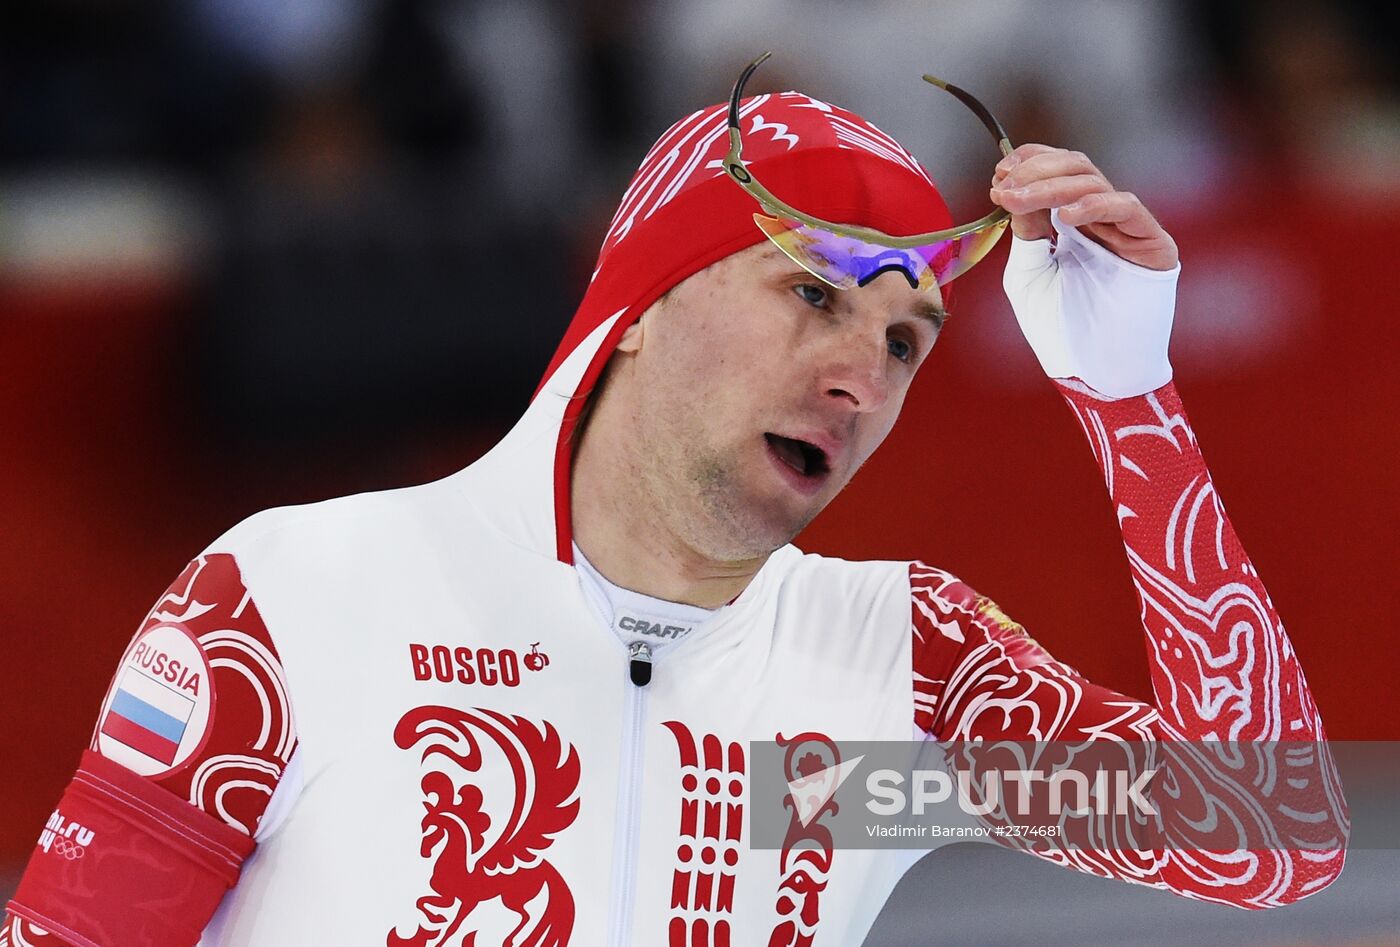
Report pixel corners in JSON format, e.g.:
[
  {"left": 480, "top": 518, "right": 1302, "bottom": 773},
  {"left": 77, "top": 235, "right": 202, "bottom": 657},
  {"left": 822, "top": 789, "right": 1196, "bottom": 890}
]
[{"left": 820, "top": 330, "right": 890, "bottom": 413}]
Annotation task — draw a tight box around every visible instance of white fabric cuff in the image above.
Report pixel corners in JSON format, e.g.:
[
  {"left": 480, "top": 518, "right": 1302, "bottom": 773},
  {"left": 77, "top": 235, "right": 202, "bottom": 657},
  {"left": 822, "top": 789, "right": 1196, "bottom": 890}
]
[{"left": 1002, "top": 207, "right": 1179, "bottom": 399}]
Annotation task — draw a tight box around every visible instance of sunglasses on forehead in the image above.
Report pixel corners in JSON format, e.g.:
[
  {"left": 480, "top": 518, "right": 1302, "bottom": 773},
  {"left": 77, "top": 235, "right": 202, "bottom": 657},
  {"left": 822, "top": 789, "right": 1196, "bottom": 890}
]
[{"left": 724, "top": 52, "right": 1014, "bottom": 291}]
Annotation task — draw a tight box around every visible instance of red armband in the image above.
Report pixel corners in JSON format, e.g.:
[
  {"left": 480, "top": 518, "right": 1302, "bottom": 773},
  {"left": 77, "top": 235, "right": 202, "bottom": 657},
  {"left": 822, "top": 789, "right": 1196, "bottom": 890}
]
[{"left": 6, "top": 750, "right": 255, "bottom": 947}]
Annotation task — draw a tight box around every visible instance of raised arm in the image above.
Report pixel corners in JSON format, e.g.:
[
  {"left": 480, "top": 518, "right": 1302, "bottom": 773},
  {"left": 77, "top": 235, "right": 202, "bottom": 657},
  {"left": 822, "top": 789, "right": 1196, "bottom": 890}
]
[
  {"left": 911, "top": 376, "right": 1347, "bottom": 906},
  {"left": 909, "top": 147, "right": 1346, "bottom": 907}
]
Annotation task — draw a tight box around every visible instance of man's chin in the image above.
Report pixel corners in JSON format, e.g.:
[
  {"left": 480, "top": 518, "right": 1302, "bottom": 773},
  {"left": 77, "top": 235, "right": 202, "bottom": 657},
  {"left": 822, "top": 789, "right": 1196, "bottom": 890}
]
[
  {"left": 740, "top": 494, "right": 827, "bottom": 553},
  {"left": 686, "top": 495, "right": 811, "bottom": 562},
  {"left": 690, "top": 463, "right": 835, "bottom": 559}
]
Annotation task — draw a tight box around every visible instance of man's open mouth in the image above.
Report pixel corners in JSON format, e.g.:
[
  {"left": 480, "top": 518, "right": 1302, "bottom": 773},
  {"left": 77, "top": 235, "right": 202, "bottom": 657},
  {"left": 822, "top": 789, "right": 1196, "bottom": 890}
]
[{"left": 764, "top": 433, "right": 830, "bottom": 480}]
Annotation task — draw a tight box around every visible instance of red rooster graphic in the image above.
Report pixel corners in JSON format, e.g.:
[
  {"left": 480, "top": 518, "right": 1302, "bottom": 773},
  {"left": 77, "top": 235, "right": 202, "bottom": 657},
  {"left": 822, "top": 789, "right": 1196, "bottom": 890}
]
[{"left": 389, "top": 706, "right": 580, "bottom": 947}]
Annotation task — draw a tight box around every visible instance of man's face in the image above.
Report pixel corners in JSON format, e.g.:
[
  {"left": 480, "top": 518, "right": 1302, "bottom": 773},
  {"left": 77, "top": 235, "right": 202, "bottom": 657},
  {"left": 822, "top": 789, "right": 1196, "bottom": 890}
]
[{"left": 604, "top": 241, "right": 945, "bottom": 561}]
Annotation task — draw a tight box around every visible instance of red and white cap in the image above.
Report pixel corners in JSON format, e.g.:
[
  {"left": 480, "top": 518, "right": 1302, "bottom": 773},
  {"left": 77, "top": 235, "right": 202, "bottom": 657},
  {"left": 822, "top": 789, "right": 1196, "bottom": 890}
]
[{"left": 533, "top": 91, "right": 956, "bottom": 561}]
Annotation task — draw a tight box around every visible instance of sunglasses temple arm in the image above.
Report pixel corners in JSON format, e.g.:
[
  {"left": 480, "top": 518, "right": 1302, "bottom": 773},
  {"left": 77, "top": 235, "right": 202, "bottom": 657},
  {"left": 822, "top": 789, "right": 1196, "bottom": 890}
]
[
  {"left": 729, "top": 52, "right": 772, "bottom": 130},
  {"left": 922, "top": 75, "right": 1013, "bottom": 156},
  {"left": 727, "top": 55, "right": 1013, "bottom": 244}
]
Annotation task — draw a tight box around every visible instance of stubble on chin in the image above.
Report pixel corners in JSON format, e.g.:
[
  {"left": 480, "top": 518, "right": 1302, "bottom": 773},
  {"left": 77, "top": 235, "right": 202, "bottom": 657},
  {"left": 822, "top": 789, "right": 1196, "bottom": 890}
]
[{"left": 683, "top": 448, "right": 813, "bottom": 561}]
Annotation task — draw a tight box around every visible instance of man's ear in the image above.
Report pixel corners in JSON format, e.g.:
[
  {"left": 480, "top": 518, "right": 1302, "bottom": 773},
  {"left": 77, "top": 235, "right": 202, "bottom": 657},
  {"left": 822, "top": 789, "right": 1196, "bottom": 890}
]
[{"left": 615, "top": 312, "right": 645, "bottom": 354}]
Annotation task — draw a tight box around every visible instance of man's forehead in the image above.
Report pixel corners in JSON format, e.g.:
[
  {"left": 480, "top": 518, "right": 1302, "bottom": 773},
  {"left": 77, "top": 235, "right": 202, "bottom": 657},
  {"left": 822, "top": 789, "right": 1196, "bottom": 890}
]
[{"left": 748, "top": 243, "right": 947, "bottom": 328}]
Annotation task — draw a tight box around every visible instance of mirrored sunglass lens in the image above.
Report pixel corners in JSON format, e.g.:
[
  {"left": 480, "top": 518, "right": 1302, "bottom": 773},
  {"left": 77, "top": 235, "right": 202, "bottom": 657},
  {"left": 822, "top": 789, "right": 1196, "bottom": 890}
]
[
  {"left": 754, "top": 214, "right": 1008, "bottom": 290},
  {"left": 921, "top": 218, "right": 1010, "bottom": 285},
  {"left": 754, "top": 214, "right": 860, "bottom": 288},
  {"left": 755, "top": 215, "right": 935, "bottom": 290}
]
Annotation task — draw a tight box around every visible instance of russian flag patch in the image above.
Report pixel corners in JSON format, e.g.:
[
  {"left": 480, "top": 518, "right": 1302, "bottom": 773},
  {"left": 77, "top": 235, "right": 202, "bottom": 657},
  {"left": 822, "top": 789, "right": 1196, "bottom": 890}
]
[
  {"left": 100, "top": 668, "right": 195, "bottom": 764},
  {"left": 95, "top": 624, "right": 214, "bottom": 776}
]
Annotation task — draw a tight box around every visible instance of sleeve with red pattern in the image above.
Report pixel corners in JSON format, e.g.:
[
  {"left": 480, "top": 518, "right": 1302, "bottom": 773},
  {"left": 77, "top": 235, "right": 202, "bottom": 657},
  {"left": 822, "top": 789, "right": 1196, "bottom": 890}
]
[
  {"left": 6, "top": 752, "right": 253, "bottom": 947},
  {"left": 4, "top": 553, "right": 298, "bottom": 945},
  {"left": 910, "top": 379, "right": 1347, "bottom": 908}
]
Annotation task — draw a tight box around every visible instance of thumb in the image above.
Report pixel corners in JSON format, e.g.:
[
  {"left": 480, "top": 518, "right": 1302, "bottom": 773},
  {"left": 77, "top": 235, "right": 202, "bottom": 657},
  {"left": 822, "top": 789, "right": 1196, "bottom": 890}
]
[{"left": 989, "top": 182, "right": 1053, "bottom": 241}]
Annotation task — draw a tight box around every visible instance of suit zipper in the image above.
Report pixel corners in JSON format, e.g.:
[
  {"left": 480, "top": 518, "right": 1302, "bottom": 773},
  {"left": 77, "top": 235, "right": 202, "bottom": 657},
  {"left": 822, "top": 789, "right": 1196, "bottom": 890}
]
[{"left": 608, "top": 641, "right": 651, "bottom": 947}]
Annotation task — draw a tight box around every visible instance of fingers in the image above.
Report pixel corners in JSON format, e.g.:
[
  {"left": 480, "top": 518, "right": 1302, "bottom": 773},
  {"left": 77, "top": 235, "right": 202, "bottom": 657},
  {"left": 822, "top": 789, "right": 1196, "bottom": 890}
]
[
  {"left": 990, "top": 173, "right": 1112, "bottom": 216},
  {"left": 990, "top": 145, "right": 1114, "bottom": 222},
  {"left": 1075, "top": 226, "right": 1179, "bottom": 272},
  {"left": 1060, "top": 193, "right": 1179, "bottom": 271},
  {"left": 994, "top": 143, "right": 1061, "bottom": 176},
  {"left": 996, "top": 149, "right": 1106, "bottom": 190},
  {"left": 988, "top": 144, "right": 1180, "bottom": 270},
  {"left": 1058, "top": 191, "right": 1160, "bottom": 239}
]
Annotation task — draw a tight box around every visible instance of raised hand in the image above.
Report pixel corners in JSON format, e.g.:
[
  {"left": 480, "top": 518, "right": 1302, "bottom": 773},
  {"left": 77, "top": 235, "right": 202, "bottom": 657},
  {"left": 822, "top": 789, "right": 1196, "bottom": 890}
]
[{"left": 990, "top": 143, "right": 1178, "bottom": 271}]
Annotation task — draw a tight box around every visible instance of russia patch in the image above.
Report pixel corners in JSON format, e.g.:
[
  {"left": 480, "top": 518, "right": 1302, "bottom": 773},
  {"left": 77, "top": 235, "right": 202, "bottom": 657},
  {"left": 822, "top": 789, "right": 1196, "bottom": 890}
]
[{"left": 95, "top": 623, "right": 214, "bottom": 776}]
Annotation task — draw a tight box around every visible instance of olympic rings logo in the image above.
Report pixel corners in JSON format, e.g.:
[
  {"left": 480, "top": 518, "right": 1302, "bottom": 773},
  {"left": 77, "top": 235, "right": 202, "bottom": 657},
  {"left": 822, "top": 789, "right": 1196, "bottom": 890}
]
[{"left": 50, "top": 838, "right": 86, "bottom": 860}]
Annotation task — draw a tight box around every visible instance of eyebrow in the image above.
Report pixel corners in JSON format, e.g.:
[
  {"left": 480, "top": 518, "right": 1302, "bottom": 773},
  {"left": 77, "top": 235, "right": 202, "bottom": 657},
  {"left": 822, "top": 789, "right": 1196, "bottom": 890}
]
[
  {"left": 911, "top": 299, "right": 948, "bottom": 332},
  {"left": 764, "top": 249, "right": 948, "bottom": 329}
]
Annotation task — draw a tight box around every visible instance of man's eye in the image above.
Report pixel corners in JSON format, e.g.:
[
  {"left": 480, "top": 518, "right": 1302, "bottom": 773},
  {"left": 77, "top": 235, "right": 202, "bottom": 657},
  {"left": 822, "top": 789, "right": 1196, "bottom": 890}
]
[
  {"left": 888, "top": 337, "right": 915, "bottom": 363},
  {"left": 794, "top": 283, "right": 829, "bottom": 308}
]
